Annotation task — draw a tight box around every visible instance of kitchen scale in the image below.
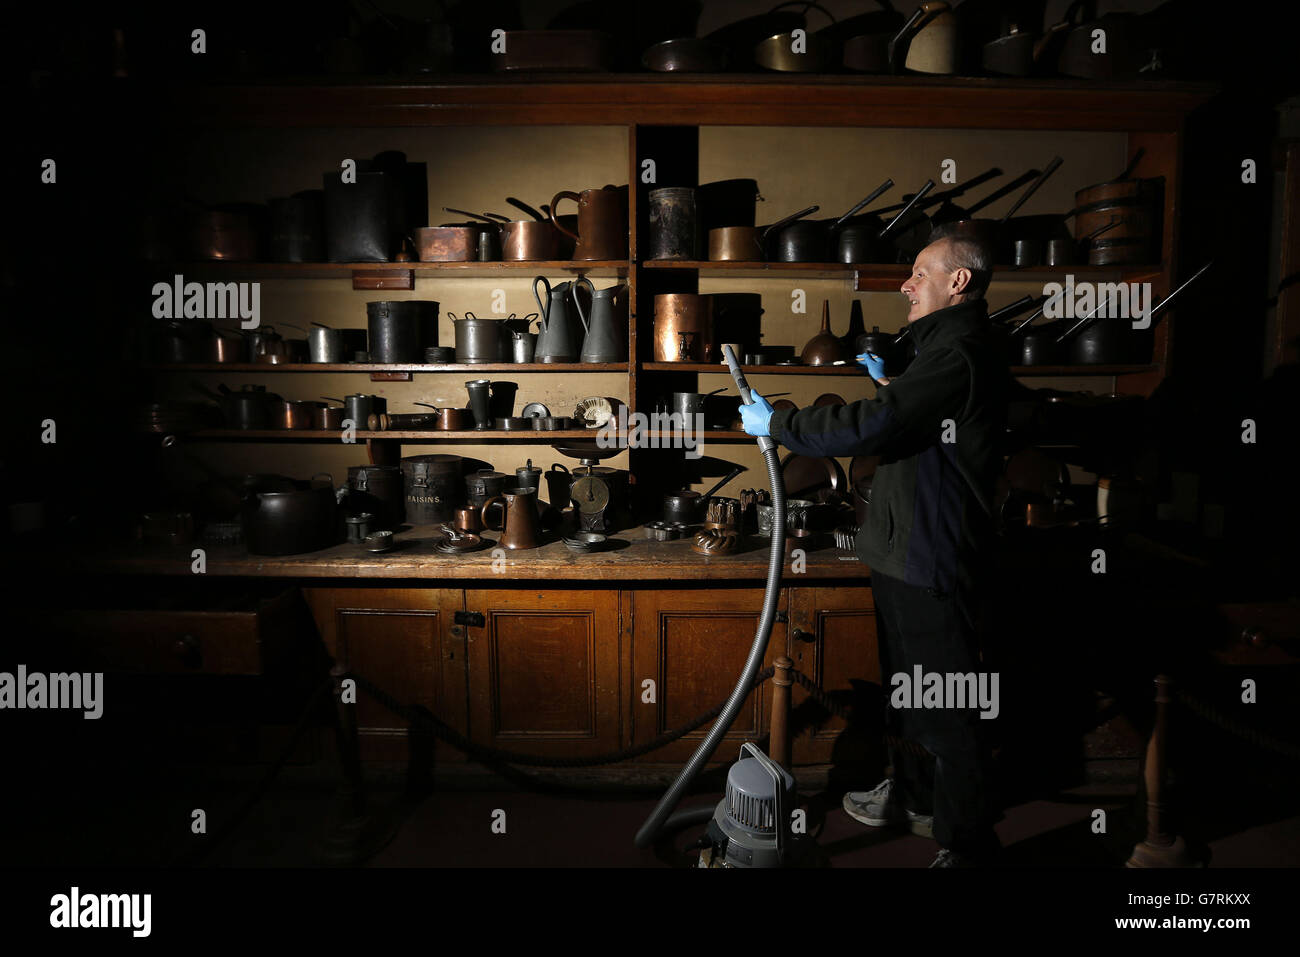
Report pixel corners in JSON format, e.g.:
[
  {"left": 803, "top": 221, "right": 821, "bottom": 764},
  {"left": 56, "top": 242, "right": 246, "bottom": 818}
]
[{"left": 552, "top": 441, "right": 628, "bottom": 533}]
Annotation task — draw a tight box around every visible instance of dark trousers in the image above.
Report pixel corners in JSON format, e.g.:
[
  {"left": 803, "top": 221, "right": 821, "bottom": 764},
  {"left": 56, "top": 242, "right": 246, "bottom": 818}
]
[{"left": 872, "top": 571, "right": 999, "bottom": 855}]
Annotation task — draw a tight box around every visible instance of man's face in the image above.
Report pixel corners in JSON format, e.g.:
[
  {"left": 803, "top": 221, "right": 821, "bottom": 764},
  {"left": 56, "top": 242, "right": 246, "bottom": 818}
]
[{"left": 900, "top": 242, "right": 967, "bottom": 322}]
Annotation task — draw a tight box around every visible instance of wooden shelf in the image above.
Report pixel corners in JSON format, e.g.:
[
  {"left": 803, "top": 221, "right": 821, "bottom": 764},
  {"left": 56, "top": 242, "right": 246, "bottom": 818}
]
[
  {"left": 157, "top": 260, "right": 627, "bottom": 280},
  {"left": 151, "top": 362, "right": 627, "bottom": 373},
  {"left": 642, "top": 260, "right": 1164, "bottom": 292},
  {"left": 189, "top": 429, "right": 607, "bottom": 441},
  {"left": 642, "top": 362, "right": 863, "bottom": 375},
  {"left": 1011, "top": 364, "right": 1157, "bottom": 376},
  {"left": 158, "top": 77, "right": 1215, "bottom": 131},
  {"left": 641, "top": 362, "right": 1156, "bottom": 377}
]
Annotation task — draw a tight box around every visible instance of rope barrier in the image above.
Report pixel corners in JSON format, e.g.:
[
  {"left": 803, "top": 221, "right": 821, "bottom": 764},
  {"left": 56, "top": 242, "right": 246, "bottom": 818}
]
[{"left": 344, "top": 664, "right": 936, "bottom": 768}]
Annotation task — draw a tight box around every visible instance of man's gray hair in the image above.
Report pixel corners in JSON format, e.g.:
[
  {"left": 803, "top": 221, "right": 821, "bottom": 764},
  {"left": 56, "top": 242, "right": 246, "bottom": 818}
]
[{"left": 926, "top": 227, "right": 993, "bottom": 300}]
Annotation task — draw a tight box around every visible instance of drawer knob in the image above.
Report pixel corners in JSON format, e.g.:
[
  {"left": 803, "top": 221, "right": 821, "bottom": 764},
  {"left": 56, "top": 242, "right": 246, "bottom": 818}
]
[{"left": 173, "top": 634, "right": 201, "bottom": 665}]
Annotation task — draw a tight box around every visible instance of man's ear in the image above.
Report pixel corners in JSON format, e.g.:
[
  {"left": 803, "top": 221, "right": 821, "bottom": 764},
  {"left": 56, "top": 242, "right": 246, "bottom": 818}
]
[{"left": 952, "top": 267, "right": 972, "bottom": 295}]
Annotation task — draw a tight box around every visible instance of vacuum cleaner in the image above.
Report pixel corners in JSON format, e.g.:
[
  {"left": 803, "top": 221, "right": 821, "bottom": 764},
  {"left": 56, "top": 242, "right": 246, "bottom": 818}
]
[{"left": 634, "top": 346, "right": 810, "bottom": 867}]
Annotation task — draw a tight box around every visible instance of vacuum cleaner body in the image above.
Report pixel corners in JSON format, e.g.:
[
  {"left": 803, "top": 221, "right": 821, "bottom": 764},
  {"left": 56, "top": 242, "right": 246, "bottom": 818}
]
[{"left": 698, "top": 743, "right": 811, "bottom": 867}]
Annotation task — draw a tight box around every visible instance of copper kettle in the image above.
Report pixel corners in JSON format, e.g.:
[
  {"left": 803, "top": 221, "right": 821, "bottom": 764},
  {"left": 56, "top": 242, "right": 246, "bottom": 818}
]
[{"left": 481, "top": 487, "right": 542, "bottom": 550}]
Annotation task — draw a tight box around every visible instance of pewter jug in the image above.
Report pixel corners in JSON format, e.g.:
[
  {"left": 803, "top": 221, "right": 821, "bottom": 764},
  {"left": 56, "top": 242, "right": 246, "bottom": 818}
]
[{"left": 580, "top": 281, "right": 627, "bottom": 363}]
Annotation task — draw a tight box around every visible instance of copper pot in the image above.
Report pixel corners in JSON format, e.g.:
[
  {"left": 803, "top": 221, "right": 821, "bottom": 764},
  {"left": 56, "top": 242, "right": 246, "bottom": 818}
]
[
  {"left": 430, "top": 406, "right": 474, "bottom": 431},
  {"left": 315, "top": 405, "right": 345, "bottom": 430},
  {"left": 414, "top": 226, "right": 477, "bottom": 262},
  {"left": 276, "top": 399, "right": 323, "bottom": 430},
  {"left": 499, "top": 220, "right": 561, "bottom": 261},
  {"left": 653, "top": 294, "right": 714, "bottom": 362},
  {"left": 211, "top": 330, "right": 248, "bottom": 363},
  {"left": 708, "top": 227, "right": 764, "bottom": 262}
]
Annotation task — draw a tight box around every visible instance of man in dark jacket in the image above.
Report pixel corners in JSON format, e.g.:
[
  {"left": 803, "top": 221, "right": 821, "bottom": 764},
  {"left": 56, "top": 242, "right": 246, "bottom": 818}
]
[{"left": 741, "top": 235, "right": 1008, "bottom": 867}]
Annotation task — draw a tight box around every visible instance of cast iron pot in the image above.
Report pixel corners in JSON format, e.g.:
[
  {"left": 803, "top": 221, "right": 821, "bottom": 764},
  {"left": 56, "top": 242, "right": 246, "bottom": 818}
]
[
  {"left": 366, "top": 300, "right": 438, "bottom": 363},
  {"left": 347, "top": 464, "right": 404, "bottom": 531},
  {"left": 242, "top": 474, "right": 340, "bottom": 556},
  {"left": 213, "top": 384, "right": 281, "bottom": 430}
]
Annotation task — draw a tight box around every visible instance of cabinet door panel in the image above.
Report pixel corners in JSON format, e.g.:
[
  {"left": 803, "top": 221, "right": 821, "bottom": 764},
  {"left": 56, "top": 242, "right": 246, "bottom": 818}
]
[
  {"left": 464, "top": 589, "right": 621, "bottom": 756},
  {"left": 789, "top": 585, "right": 877, "bottom": 764},
  {"left": 631, "top": 588, "right": 787, "bottom": 764},
  {"left": 304, "top": 587, "right": 463, "bottom": 762}
]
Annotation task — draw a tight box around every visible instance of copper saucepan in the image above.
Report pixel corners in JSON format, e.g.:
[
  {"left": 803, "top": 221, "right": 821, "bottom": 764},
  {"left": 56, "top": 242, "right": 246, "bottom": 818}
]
[{"left": 708, "top": 205, "right": 820, "bottom": 262}]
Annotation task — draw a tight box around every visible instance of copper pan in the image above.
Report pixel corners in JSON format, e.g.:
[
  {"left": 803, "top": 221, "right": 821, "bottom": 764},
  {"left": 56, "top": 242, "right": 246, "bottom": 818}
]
[
  {"left": 499, "top": 220, "right": 561, "bottom": 261},
  {"left": 708, "top": 205, "right": 819, "bottom": 262},
  {"left": 413, "top": 226, "right": 476, "bottom": 262},
  {"left": 413, "top": 403, "right": 474, "bottom": 431}
]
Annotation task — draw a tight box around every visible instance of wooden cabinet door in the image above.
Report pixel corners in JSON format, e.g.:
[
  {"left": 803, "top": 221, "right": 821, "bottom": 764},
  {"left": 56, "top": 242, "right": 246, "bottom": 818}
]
[
  {"left": 630, "top": 587, "right": 788, "bottom": 764},
  {"left": 304, "top": 587, "right": 464, "bottom": 761},
  {"left": 462, "top": 588, "right": 623, "bottom": 758},
  {"left": 787, "top": 585, "right": 879, "bottom": 765}
]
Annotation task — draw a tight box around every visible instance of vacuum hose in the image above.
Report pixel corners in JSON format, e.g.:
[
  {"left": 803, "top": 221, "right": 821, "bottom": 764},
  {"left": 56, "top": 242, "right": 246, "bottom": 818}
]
[{"left": 634, "top": 346, "right": 786, "bottom": 848}]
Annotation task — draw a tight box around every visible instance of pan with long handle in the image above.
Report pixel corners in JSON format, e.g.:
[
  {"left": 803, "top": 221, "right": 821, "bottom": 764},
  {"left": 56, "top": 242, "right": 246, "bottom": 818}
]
[
  {"left": 774, "top": 180, "right": 894, "bottom": 263},
  {"left": 1058, "top": 261, "right": 1213, "bottom": 365},
  {"left": 935, "top": 157, "right": 1064, "bottom": 263}
]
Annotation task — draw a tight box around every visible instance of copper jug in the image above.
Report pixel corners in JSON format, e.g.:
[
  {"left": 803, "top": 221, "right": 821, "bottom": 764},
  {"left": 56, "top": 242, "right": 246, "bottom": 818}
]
[
  {"left": 549, "top": 185, "right": 628, "bottom": 261},
  {"left": 481, "top": 487, "right": 542, "bottom": 550}
]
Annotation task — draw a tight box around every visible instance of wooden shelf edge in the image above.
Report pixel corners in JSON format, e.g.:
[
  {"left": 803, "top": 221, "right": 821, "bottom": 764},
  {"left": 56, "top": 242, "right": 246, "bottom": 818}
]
[
  {"left": 185, "top": 429, "right": 613, "bottom": 441},
  {"left": 147, "top": 363, "right": 629, "bottom": 373},
  {"left": 152, "top": 260, "right": 628, "bottom": 279}
]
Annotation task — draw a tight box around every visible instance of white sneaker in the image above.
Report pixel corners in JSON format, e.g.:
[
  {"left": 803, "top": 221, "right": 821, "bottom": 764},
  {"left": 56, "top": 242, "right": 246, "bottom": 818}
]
[{"left": 842, "top": 778, "right": 934, "bottom": 838}]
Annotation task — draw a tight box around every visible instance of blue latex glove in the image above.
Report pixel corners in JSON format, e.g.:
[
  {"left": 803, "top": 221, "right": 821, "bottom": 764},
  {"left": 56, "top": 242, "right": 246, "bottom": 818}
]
[
  {"left": 856, "top": 352, "right": 887, "bottom": 380},
  {"left": 740, "top": 391, "right": 774, "bottom": 437}
]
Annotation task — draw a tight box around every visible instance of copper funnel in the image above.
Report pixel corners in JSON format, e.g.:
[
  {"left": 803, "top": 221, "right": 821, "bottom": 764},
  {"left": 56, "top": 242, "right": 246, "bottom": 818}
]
[{"left": 800, "top": 301, "right": 850, "bottom": 366}]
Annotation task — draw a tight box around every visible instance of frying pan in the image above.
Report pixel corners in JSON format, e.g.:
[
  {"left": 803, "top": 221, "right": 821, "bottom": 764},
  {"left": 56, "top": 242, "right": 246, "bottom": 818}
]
[
  {"left": 642, "top": 37, "right": 727, "bottom": 72},
  {"left": 781, "top": 453, "right": 847, "bottom": 504},
  {"left": 684, "top": 5, "right": 807, "bottom": 72}
]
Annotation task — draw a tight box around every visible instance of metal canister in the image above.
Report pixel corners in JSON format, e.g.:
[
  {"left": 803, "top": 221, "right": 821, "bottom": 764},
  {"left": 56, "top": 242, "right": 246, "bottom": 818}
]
[
  {"left": 308, "top": 326, "right": 346, "bottom": 363},
  {"left": 400, "top": 454, "right": 463, "bottom": 524},
  {"left": 515, "top": 459, "right": 543, "bottom": 495},
  {"left": 347, "top": 464, "right": 405, "bottom": 531},
  {"left": 269, "top": 190, "right": 325, "bottom": 263},
  {"left": 465, "top": 469, "right": 508, "bottom": 509},
  {"left": 366, "top": 300, "right": 439, "bottom": 363},
  {"left": 647, "top": 187, "right": 699, "bottom": 260},
  {"left": 340, "top": 393, "right": 386, "bottom": 427},
  {"left": 451, "top": 314, "right": 503, "bottom": 363},
  {"left": 653, "top": 293, "right": 714, "bottom": 362}
]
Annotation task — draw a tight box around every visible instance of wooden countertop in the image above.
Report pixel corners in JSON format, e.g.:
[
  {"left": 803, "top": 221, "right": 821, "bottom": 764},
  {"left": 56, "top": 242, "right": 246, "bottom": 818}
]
[{"left": 39, "top": 525, "right": 871, "bottom": 583}]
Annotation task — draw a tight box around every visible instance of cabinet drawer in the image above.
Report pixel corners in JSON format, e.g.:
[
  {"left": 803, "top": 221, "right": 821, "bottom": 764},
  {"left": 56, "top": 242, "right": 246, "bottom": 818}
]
[{"left": 41, "top": 590, "right": 298, "bottom": 675}]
